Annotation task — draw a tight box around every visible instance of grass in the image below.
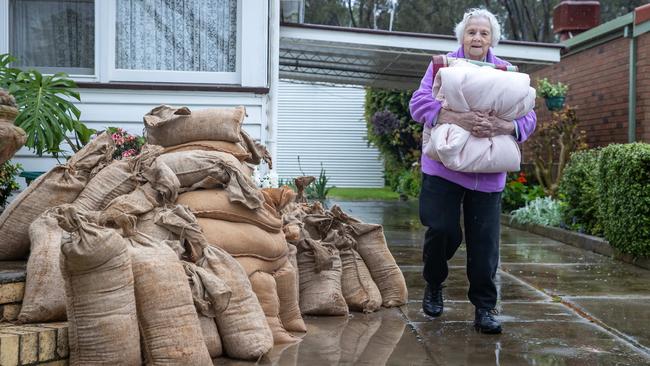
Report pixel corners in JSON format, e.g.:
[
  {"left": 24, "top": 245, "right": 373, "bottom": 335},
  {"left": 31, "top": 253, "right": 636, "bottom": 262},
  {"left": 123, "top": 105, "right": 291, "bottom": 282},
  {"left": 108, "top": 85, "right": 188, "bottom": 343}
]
[{"left": 328, "top": 187, "right": 400, "bottom": 200}]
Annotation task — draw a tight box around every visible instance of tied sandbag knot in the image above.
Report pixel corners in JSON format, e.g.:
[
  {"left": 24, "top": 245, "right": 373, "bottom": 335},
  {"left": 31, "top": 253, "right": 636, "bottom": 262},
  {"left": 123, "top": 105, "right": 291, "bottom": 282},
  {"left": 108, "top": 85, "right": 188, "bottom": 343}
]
[{"left": 299, "top": 238, "right": 335, "bottom": 273}]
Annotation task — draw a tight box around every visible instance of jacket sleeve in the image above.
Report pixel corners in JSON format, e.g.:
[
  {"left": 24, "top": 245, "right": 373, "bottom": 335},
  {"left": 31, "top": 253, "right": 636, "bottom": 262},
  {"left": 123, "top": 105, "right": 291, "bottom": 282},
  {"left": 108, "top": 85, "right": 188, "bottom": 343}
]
[
  {"left": 514, "top": 109, "right": 536, "bottom": 143},
  {"left": 409, "top": 62, "right": 442, "bottom": 127}
]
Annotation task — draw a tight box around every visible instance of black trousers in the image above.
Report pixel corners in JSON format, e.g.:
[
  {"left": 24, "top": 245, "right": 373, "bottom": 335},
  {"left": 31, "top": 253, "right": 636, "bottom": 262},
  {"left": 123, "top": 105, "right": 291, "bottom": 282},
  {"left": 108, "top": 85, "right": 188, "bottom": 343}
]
[{"left": 418, "top": 173, "right": 501, "bottom": 309}]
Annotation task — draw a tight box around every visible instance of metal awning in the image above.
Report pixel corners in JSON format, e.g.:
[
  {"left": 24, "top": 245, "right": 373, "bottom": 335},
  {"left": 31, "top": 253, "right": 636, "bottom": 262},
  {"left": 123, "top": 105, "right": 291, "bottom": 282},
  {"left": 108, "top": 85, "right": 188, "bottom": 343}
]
[{"left": 279, "top": 23, "right": 564, "bottom": 89}]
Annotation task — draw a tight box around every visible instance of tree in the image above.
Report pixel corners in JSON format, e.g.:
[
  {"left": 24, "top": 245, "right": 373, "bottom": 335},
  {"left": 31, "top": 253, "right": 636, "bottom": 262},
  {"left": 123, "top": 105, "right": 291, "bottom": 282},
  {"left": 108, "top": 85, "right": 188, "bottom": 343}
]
[{"left": 304, "top": 0, "right": 647, "bottom": 43}]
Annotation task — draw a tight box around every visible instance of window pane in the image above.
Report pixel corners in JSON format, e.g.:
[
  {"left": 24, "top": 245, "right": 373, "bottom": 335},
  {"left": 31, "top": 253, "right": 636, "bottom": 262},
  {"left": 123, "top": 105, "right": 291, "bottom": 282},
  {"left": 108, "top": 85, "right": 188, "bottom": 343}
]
[
  {"left": 116, "top": 0, "right": 238, "bottom": 73},
  {"left": 9, "top": 0, "right": 95, "bottom": 75}
]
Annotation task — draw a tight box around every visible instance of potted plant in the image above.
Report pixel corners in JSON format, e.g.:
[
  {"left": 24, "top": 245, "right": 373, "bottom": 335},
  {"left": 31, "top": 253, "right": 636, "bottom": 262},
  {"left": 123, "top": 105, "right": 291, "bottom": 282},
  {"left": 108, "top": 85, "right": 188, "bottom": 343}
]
[
  {"left": 1, "top": 53, "right": 95, "bottom": 183},
  {"left": 536, "top": 78, "right": 569, "bottom": 111}
]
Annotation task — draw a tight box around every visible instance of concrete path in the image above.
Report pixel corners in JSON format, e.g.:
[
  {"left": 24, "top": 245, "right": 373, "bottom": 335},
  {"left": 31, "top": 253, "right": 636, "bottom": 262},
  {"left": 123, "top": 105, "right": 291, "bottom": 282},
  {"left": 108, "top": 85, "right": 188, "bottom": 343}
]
[{"left": 230, "top": 200, "right": 650, "bottom": 365}]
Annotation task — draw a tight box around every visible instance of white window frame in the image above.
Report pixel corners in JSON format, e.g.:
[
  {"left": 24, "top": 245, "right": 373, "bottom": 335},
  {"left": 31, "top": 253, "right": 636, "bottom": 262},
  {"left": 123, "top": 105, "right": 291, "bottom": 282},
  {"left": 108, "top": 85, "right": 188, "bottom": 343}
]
[{"left": 0, "top": 0, "right": 269, "bottom": 87}]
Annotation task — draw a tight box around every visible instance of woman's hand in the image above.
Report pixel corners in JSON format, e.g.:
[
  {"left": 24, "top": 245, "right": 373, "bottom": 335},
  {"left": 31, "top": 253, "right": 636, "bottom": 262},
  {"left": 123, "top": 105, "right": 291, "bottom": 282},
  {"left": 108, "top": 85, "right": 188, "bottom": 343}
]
[
  {"left": 471, "top": 111, "right": 514, "bottom": 138},
  {"left": 438, "top": 108, "right": 483, "bottom": 131}
]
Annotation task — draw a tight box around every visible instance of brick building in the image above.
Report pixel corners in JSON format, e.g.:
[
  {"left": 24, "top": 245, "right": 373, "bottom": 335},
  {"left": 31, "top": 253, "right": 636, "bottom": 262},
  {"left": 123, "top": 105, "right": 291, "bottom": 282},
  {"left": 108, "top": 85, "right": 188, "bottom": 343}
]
[{"left": 528, "top": 3, "right": 650, "bottom": 147}]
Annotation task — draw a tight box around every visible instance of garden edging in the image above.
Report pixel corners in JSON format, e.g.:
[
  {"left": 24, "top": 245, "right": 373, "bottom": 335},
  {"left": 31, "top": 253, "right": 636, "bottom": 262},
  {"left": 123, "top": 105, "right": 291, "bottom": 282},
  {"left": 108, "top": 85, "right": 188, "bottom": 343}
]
[{"left": 500, "top": 214, "right": 650, "bottom": 271}]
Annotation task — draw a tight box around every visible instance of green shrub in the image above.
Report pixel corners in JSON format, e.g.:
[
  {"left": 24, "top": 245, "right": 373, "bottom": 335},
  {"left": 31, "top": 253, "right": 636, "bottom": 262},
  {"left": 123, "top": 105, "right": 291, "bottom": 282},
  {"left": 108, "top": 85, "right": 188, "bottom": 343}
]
[
  {"left": 510, "top": 196, "right": 562, "bottom": 227},
  {"left": 0, "top": 161, "right": 22, "bottom": 208},
  {"left": 599, "top": 143, "right": 650, "bottom": 257},
  {"left": 365, "top": 88, "right": 422, "bottom": 197},
  {"left": 558, "top": 149, "right": 603, "bottom": 236},
  {"left": 502, "top": 171, "right": 545, "bottom": 212}
]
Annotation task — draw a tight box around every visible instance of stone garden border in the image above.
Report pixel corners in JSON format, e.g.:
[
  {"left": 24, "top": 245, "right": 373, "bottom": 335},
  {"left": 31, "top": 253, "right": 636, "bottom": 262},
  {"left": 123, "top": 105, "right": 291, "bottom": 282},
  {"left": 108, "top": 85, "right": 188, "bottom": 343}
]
[{"left": 500, "top": 214, "right": 650, "bottom": 271}]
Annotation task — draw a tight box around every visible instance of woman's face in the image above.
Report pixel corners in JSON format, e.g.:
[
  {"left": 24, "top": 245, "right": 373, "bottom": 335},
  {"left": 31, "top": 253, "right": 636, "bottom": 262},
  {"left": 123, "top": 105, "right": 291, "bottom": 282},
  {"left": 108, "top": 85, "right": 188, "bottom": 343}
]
[{"left": 462, "top": 17, "right": 492, "bottom": 61}]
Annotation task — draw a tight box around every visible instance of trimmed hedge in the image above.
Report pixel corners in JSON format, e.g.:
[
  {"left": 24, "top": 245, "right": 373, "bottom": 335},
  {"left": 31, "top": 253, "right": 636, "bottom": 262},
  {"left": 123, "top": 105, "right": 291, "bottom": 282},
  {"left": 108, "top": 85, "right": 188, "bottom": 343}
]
[
  {"left": 558, "top": 149, "right": 602, "bottom": 236},
  {"left": 599, "top": 143, "right": 650, "bottom": 257}
]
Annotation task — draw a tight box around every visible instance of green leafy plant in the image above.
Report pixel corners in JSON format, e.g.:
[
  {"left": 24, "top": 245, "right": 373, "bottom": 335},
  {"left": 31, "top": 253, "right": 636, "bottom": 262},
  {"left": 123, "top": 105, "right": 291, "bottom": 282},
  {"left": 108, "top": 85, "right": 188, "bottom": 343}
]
[
  {"left": 528, "top": 107, "right": 587, "bottom": 197},
  {"left": 510, "top": 196, "right": 563, "bottom": 227},
  {"left": 312, "top": 163, "right": 334, "bottom": 200},
  {"left": 536, "top": 78, "right": 569, "bottom": 98},
  {"left": 365, "top": 88, "right": 422, "bottom": 197},
  {"left": 502, "top": 171, "right": 545, "bottom": 212},
  {"left": 107, "top": 127, "right": 146, "bottom": 160},
  {"left": 598, "top": 143, "right": 650, "bottom": 257},
  {"left": 0, "top": 161, "right": 23, "bottom": 209},
  {"left": 558, "top": 149, "right": 603, "bottom": 236},
  {"left": 0, "top": 53, "right": 94, "bottom": 157}
]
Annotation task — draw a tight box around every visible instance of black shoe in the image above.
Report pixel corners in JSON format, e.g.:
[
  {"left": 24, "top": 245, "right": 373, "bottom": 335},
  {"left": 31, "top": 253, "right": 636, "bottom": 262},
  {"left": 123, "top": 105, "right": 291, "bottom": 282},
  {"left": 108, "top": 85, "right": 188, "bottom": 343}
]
[
  {"left": 422, "top": 284, "right": 443, "bottom": 317},
  {"left": 474, "top": 308, "right": 502, "bottom": 334}
]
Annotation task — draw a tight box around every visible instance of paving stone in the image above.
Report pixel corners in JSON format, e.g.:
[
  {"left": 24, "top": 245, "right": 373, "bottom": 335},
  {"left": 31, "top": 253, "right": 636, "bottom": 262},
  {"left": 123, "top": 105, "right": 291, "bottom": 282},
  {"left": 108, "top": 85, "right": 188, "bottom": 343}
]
[
  {"left": 566, "top": 297, "right": 650, "bottom": 350},
  {"left": 412, "top": 319, "right": 649, "bottom": 365},
  {"left": 501, "top": 263, "right": 650, "bottom": 297}
]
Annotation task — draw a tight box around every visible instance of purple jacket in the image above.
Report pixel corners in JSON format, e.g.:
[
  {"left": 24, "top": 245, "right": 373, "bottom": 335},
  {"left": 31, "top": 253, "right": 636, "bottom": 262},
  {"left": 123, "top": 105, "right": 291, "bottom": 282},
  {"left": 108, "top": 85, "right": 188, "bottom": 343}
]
[{"left": 409, "top": 46, "right": 537, "bottom": 192}]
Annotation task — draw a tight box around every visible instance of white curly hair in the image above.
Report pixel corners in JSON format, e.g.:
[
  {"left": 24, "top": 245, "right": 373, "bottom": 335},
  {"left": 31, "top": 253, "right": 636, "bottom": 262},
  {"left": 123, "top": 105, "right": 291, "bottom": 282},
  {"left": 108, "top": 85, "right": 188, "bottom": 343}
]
[{"left": 454, "top": 8, "right": 501, "bottom": 48}]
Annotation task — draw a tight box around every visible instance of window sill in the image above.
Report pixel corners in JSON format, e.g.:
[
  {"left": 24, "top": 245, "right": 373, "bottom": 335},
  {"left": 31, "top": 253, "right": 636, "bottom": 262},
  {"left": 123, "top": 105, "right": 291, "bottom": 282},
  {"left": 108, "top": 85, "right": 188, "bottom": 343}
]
[{"left": 76, "top": 81, "right": 269, "bottom": 94}]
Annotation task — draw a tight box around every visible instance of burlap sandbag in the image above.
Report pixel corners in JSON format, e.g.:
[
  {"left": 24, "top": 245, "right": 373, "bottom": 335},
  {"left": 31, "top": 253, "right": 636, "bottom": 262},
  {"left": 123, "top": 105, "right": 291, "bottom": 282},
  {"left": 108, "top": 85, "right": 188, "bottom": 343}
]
[
  {"left": 17, "top": 211, "right": 66, "bottom": 323},
  {"left": 136, "top": 208, "right": 177, "bottom": 242},
  {"left": 273, "top": 259, "right": 306, "bottom": 332},
  {"left": 0, "top": 121, "right": 26, "bottom": 165},
  {"left": 331, "top": 206, "right": 408, "bottom": 307},
  {"left": 73, "top": 145, "right": 164, "bottom": 211},
  {"left": 235, "top": 255, "right": 288, "bottom": 277},
  {"left": 198, "top": 218, "right": 288, "bottom": 260},
  {"left": 199, "top": 316, "right": 222, "bottom": 358},
  {"left": 179, "top": 189, "right": 281, "bottom": 232},
  {"left": 328, "top": 230, "right": 382, "bottom": 313},
  {"left": 240, "top": 129, "right": 272, "bottom": 168},
  {"left": 155, "top": 205, "right": 273, "bottom": 360},
  {"left": 162, "top": 140, "right": 251, "bottom": 161},
  {"left": 250, "top": 271, "right": 300, "bottom": 344},
  {"left": 144, "top": 105, "right": 244, "bottom": 146},
  {"left": 183, "top": 261, "right": 232, "bottom": 359},
  {"left": 158, "top": 150, "right": 264, "bottom": 209},
  {"left": 261, "top": 186, "right": 296, "bottom": 214},
  {"left": 0, "top": 133, "right": 114, "bottom": 260},
  {"left": 298, "top": 238, "right": 348, "bottom": 316},
  {"left": 55, "top": 205, "right": 141, "bottom": 366},
  {"left": 128, "top": 235, "right": 212, "bottom": 365}
]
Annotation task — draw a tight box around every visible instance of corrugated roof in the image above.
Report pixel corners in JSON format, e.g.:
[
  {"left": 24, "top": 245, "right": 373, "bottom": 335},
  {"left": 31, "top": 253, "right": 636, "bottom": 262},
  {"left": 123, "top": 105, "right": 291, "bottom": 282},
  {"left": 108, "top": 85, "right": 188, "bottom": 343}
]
[{"left": 280, "top": 23, "right": 563, "bottom": 89}]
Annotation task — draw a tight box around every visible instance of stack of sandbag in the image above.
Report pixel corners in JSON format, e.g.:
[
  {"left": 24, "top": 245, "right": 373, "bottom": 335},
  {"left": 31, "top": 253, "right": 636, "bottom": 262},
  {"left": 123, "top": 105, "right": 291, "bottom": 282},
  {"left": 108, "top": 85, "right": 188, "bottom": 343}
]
[
  {"left": 144, "top": 105, "right": 304, "bottom": 345},
  {"left": 278, "top": 191, "right": 408, "bottom": 314},
  {"left": 0, "top": 132, "right": 115, "bottom": 260},
  {"left": 0, "top": 89, "right": 26, "bottom": 165}
]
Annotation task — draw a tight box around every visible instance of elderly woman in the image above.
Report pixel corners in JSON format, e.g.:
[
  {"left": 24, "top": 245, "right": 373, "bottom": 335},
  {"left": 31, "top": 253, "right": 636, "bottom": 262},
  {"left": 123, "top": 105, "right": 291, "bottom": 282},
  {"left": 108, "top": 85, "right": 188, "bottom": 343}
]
[{"left": 409, "top": 8, "right": 536, "bottom": 334}]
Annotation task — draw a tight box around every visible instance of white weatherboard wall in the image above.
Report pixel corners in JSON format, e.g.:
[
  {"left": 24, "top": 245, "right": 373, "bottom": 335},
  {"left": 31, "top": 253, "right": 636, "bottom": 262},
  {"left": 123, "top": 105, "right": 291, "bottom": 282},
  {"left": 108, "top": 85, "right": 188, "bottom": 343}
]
[
  {"left": 12, "top": 88, "right": 268, "bottom": 188},
  {"left": 277, "top": 80, "right": 384, "bottom": 187}
]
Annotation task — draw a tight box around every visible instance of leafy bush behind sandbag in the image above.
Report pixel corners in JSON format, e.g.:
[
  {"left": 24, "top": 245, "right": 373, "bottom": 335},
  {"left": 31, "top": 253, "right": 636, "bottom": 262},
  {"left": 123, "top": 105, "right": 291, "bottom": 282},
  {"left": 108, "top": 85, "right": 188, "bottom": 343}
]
[
  {"left": 598, "top": 143, "right": 650, "bottom": 257},
  {"left": 558, "top": 148, "right": 603, "bottom": 236}
]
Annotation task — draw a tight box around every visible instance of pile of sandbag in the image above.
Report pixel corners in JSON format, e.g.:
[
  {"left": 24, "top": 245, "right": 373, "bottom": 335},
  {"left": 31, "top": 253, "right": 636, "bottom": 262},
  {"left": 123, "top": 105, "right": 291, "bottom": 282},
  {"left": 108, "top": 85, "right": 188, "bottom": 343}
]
[
  {"left": 6, "top": 104, "right": 407, "bottom": 364},
  {"left": 275, "top": 192, "right": 408, "bottom": 314},
  {"left": 146, "top": 105, "right": 304, "bottom": 345},
  {"left": 0, "top": 89, "right": 26, "bottom": 166}
]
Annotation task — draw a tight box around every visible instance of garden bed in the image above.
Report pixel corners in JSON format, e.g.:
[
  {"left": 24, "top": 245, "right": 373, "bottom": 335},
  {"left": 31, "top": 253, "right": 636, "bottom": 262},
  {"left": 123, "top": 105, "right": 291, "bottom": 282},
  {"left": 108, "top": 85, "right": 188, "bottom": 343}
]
[{"left": 501, "top": 214, "right": 650, "bottom": 271}]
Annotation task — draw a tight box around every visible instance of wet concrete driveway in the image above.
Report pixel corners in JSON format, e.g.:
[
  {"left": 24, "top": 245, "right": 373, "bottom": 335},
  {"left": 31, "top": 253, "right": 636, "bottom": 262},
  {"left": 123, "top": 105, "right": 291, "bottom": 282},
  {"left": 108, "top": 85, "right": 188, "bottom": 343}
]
[{"left": 218, "top": 200, "right": 650, "bottom": 365}]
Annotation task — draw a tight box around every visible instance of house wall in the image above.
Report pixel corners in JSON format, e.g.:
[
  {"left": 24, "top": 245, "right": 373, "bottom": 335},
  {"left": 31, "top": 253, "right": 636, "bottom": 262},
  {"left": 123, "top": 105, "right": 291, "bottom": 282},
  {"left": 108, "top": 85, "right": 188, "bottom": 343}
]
[
  {"left": 12, "top": 88, "right": 268, "bottom": 188},
  {"left": 276, "top": 80, "right": 384, "bottom": 188},
  {"left": 529, "top": 32, "right": 650, "bottom": 148}
]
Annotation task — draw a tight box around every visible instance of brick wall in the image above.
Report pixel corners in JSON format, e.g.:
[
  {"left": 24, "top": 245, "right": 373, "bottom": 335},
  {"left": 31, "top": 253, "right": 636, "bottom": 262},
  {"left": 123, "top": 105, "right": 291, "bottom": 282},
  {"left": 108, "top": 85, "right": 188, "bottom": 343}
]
[
  {"left": 637, "top": 32, "right": 650, "bottom": 142},
  {"left": 529, "top": 36, "right": 633, "bottom": 148}
]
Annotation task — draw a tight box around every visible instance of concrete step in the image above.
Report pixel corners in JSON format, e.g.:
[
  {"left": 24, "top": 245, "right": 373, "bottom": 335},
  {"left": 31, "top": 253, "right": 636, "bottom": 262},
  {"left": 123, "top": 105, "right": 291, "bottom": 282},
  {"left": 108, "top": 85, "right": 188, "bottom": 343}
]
[{"left": 0, "top": 322, "right": 68, "bottom": 365}]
